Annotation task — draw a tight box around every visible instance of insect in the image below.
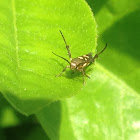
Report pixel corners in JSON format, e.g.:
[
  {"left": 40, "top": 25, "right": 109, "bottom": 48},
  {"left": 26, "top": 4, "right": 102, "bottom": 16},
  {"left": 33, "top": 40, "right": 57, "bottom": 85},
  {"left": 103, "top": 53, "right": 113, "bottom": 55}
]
[{"left": 52, "top": 30, "right": 107, "bottom": 85}]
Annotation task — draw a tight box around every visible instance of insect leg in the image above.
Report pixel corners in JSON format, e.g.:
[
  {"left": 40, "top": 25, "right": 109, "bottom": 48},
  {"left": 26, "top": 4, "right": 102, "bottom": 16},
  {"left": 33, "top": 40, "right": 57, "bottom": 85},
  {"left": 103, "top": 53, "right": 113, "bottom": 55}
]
[
  {"left": 83, "top": 69, "right": 90, "bottom": 79},
  {"left": 59, "top": 30, "right": 72, "bottom": 61},
  {"left": 56, "top": 65, "right": 70, "bottom": 77},
  {"left": 82, "top": 70, "right": 85, "bottom": 85}
]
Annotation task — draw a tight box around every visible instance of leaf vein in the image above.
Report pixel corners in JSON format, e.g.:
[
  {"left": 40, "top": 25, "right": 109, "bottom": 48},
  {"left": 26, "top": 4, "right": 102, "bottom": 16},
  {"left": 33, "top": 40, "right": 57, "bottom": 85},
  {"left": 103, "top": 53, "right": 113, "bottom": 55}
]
[{"left": 12, "top": 0, "right": 20, "bottom": 68}]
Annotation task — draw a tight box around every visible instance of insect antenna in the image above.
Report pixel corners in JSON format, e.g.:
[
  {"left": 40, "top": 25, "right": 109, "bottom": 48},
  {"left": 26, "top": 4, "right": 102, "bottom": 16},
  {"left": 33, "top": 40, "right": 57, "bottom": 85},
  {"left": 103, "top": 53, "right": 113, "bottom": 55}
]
[
  {"left": 52, "top": 52, "right": 71, "bottom": 65},
  {"left": 91, "top": 43, "right": 107, "bottom": 61},
  {"left": 59, "top": 30, "right": 72, "bottom": 61},
  {"left": 59, "top": 30, "right": 68, "bottom": 46},
  {"left": 97, "top": 43, "right": 107, "bottom": 56}
]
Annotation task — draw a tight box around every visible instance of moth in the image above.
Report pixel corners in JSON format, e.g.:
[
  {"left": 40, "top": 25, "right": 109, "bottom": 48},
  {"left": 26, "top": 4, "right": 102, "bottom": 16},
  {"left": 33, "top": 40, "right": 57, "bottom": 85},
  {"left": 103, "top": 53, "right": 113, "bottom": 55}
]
[{"left": 52, "top": 31, "right": 107, "bottom": 84}]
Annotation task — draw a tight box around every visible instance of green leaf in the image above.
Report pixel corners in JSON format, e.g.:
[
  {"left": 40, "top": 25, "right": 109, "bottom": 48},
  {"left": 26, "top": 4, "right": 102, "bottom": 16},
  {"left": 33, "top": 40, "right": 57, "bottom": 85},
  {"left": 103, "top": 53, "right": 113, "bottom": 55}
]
[
  {"left": 0, "top": 93, "right": 20, "bottom": 128},
  {"left": 25, "top": 126, "right": 50, "bottom": 140},
  {"left": 37, "top": 65, "right": 140, "bottom": 140},
  {"left": 36, "top": 0, "right": 140, "bottom": 139},
  {"left": 87, "top": 0, "right": 140, "bottom": 93},
  {"left": 0, "top": 93, "right": 33, "bottom": 128},
  {"left": 0, "top": 119, "right": 49, "bottom": 140},
  {"left": 0, "top": 0, "right": 97, "bottom": 115}
]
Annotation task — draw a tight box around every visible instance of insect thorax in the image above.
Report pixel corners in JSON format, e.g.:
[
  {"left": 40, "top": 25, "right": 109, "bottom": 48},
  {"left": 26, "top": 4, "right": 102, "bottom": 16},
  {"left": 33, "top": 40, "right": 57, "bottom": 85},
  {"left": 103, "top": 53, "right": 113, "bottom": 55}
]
[{"left": 70, "top": 53, "right": 93, "bottom": 71}]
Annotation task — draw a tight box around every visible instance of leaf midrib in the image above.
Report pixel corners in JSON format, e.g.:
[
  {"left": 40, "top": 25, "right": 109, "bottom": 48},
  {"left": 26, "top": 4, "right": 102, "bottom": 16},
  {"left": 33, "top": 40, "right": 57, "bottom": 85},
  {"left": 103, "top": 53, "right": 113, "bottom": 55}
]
[{"left": 12, "top": 0, "right": 20, "bottom": 69}]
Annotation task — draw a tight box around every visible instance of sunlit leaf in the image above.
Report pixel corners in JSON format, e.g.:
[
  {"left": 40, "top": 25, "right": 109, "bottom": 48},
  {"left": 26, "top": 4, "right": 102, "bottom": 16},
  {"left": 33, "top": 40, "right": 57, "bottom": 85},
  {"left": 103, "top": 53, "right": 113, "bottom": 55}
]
[{"left": 0, "top": 0, "right": 97, "bottom": 115}]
